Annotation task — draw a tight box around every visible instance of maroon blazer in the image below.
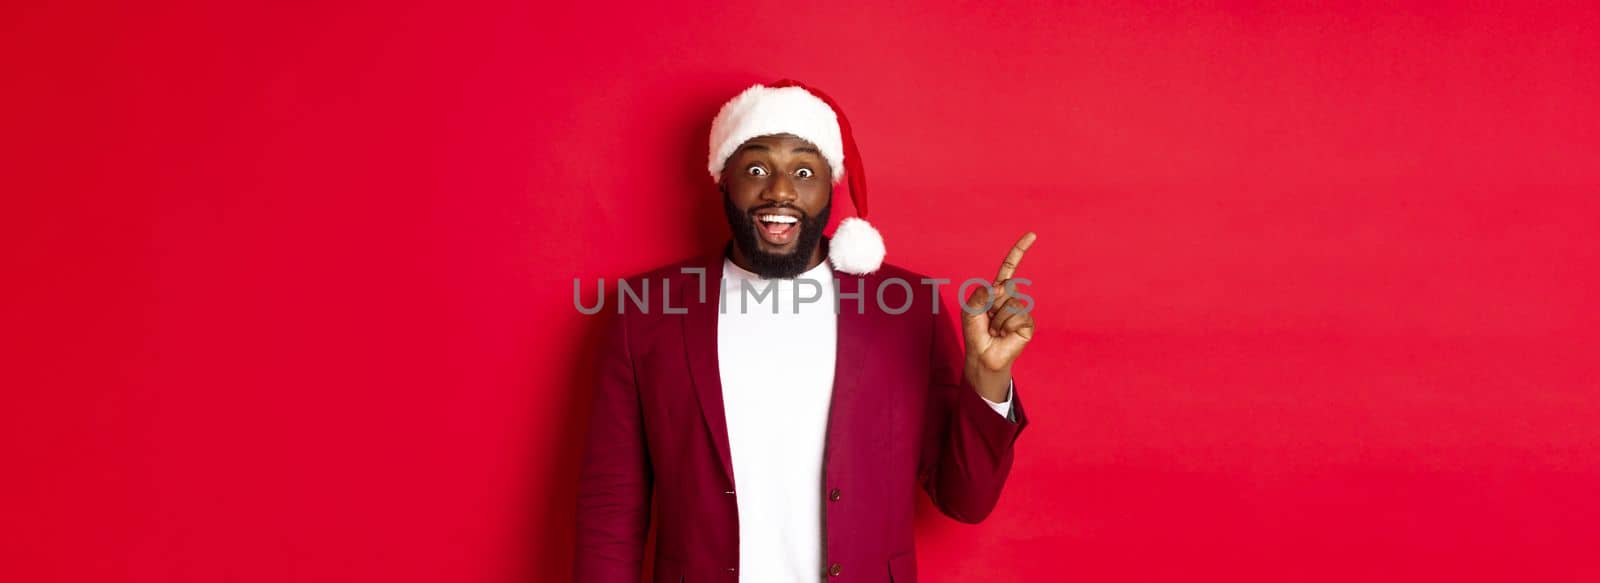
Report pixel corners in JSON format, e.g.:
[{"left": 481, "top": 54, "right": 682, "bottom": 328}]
[{"left": 574, "top": 250, "right": 1031, "bottom": 582}]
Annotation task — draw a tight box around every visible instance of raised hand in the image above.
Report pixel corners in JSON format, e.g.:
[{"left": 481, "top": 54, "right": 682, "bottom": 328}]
[{"left": 961, "top": 232, "right": 1037, "bottom": 400}]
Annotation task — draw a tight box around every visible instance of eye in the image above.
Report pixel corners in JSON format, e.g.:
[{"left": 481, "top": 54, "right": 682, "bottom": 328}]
[
  {"left": 795, "top": 168, "right": 814, "bottom": 178},
  {"left": 746, "top": 165, "right": 768, "bottom": 177}
]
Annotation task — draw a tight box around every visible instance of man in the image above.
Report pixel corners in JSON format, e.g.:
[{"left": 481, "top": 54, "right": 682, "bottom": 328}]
[{"left": 575, "top": 80, "right": 1037, "bottom": 582}]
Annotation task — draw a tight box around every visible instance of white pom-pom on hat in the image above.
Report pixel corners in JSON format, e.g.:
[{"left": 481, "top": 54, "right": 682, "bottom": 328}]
[
  {"left": 707, "top": 79, "right": 886, "bottom": 274},
  {"left": 827, "top": 217, "right": 885, "bottom": 275}
]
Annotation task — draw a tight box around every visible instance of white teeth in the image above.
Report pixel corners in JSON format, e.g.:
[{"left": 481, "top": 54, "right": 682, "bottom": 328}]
[{"left": 758, "top": 215, "right": 798, "bottom": 224}]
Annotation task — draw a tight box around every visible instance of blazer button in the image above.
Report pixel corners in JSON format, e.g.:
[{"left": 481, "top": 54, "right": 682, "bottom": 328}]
[
  {"left": 828, "top": 488, "right": 841, "bottom": 501},
  {"left": 828, "top": 563, "right": 842, "bottom": 576}
]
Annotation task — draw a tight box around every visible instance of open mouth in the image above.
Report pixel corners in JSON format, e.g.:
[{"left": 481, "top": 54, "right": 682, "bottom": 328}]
[{"left": 755, "top": 212, "right": 801, "bottom": 246}]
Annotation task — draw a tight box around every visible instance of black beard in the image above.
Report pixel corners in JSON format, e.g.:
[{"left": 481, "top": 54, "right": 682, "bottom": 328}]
[{"left": 723, "top": 189, "right": 832, "bottom": 279}]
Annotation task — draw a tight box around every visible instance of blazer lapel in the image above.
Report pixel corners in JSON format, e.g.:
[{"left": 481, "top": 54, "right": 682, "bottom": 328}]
[
  {"left": 823, "top": 270, "right": 871, "bottom": 469},
  {"left": 683, "top": 252, "right": 736, "bottom": 488},
  {"left": 682, "top": 251, "right": 875, "bottom": 488}
]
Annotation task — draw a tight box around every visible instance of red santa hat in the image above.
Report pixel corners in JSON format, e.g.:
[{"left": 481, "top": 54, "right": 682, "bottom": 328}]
[{"left": 707, "top": 79, "right": 886, "bottom": 274}]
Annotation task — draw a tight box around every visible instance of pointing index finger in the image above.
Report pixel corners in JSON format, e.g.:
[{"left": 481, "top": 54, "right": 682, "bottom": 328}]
[{"left": 995, "top": 231, "right": 1037, "bottom": 282}]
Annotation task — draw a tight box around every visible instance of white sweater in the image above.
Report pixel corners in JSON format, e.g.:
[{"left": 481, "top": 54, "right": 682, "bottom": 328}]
[{"left": 716, "top": 258, "right": 1012, "bottom": 581}]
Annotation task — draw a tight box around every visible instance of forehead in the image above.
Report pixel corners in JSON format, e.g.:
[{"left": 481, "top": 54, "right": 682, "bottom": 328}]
[{"left": 734, "top": 133, "right": 822, "bottom": 156}]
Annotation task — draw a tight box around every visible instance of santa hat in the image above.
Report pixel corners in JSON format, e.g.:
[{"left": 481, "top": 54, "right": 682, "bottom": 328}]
[{"left": 707, "top": 80, "right": 886, "bottom": 274}]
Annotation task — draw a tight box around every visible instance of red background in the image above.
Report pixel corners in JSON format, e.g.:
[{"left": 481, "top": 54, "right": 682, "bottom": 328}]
[{"left": 4, "top": 1, "right": 1598, "bottom": 581}]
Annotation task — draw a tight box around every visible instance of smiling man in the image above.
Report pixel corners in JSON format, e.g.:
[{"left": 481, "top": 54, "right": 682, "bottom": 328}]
[
  {"left": 574, "top": 80, "right": 1037, "bottom": 582},
  {"left": 721, "top": 133, "right": 833, "bottom": 279}
]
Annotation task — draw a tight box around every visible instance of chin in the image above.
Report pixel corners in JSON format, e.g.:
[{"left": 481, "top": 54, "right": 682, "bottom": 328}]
[{"left": 758, "top": 241, "right": 800, "bottom": 255}]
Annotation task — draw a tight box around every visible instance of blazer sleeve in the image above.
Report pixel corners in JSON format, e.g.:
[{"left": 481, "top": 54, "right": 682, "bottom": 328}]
[
  {"left": 573, "top": 311, "right": 653, "bottom": 581},
  {"left": 916, "top": 305, "right": 1031, "bottom": 524}
]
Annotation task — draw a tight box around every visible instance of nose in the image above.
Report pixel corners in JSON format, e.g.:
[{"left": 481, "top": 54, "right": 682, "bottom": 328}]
[{"left": 760, "top": 172, "right": 799, "bottom": 205}]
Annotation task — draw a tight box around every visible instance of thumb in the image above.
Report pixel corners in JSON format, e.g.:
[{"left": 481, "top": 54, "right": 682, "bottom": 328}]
[{"left": 962, "top": 283, "right": 993, "bottom": 343}]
